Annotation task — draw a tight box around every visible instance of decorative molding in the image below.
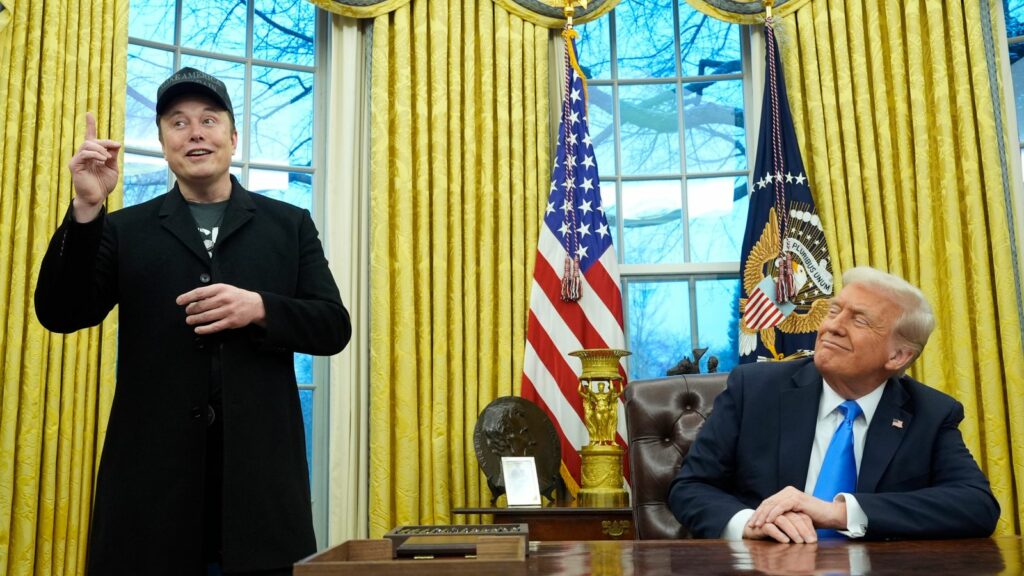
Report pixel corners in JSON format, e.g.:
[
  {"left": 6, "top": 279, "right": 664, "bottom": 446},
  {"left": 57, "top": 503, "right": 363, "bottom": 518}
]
[
  {"left": 307, "top": 0, "right": 619, "bottom": 27},
  {"left": 306, "top": 0, "right": 412, "bottom": 20},
  {"left": 686, "top": 0, "right": 813, "bottom": 24},
  {"left": 490, "top": 0, "right": 621, "bottom": 29}
]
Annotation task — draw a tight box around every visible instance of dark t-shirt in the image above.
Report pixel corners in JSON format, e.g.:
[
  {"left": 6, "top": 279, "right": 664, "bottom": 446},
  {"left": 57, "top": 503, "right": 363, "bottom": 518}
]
[{"left": 187, "top": 200, "right": 229, "bottom": 258}]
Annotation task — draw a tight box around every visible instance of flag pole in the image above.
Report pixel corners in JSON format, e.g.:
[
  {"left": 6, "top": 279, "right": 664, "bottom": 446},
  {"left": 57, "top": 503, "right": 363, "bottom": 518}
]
[
  {"left": 760, "top": 0, "right": 797, "bottom": 305},
  {"left": 559, "top": 0, "right": 588, "bottom": 302}
]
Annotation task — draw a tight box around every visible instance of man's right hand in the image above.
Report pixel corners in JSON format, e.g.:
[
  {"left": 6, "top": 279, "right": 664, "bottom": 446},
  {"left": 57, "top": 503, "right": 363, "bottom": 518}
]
[
  {"left": 68, "top": 112, "right": 122, "bottom": 223},
  {"left": 743, "top": 511, "right": 817, "bottom": 544}
]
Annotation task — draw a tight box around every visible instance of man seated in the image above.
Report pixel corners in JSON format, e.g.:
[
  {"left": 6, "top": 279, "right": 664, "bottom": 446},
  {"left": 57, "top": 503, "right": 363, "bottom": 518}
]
[{"left": 669, "top": 267, "right": 999, "bottom": 542}]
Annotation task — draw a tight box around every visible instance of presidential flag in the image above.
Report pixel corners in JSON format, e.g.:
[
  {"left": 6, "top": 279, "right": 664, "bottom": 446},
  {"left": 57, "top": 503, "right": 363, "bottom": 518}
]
[
  {"left": 738, "top": 17, "right": 833, "bottom": 363},
  {"left": 520, "top": 29, "right": 627, "bottom": 493}
]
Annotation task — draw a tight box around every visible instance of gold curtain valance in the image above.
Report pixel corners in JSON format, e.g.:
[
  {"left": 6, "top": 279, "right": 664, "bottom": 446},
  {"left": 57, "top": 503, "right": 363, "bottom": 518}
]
[
  {"left": 308, "top": 0, "right": 620, "bottom": 27},
  {"left": 306, "top": 0, "right": 411, "bottom": 19},
  {"left": 686, "top": 0, "right": 813, "bottom": 24}
]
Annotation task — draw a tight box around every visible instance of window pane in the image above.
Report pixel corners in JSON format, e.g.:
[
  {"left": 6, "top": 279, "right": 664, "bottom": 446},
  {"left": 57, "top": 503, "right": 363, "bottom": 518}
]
[
  {"left": 577, "top": 15, "right": 612, "bottom": 80},
  {"left": 626, "top": 279, "right": 691, "bottom": 380},
  {"left": 620, "top": 83, "right": 680, "bottom": 175},
  {"left": 249, "top": 169, "right": 313, "bottom": 212},
  {"left": 123, "top": 153, "right": 169, "bottom": 207},
  {"left": 695, "top": 278, "right": 740, "bottom": 373},
  {"left": 678, "top": 1, "right": 741, "bottom": 77},
  {"left": 622, "top": 180, "right": 683, "bottom": 264},
  {"left": 179, "top": 55, "right": 247, "bottom": 161},
  {"left": 295, "top": 353, "right": 312, "bottom": 385},
  {"left": 614, "top": 0, "right": 676, "bottom": 79},
  {"left": 687, "top": 176, "right": 748, "bottom": 262},
  {"left": 601, "top": 181, "right": 620, "bottom": 254},
  {"left": 1012, "top": 52, "right": 1024, "bottom": 142},
  {"left": 299, "top": 388, "right": 314, "bottom": 480},
  {"left": 253, "top": 0, "right": 315, "bottom": 67},
  {"left": 251, "top": 66, "right": 314, "bottom": 166},
  {"left": 181, "top": 0, "right": 246, "bottom": 57},
  {"left": 1006, "top": 0, "right": 1024, "bottom": 37},
  {"left": 589, "top": 85, "right": 617, "bottom": 176},
  {"left": 129, "top": 0, "right": 175, "bottom": 44},
  {"left": 126, "top": 45, "right": 174, "bottom": 151},
  {"left": 683, "top": 79, "right": 746, "bottom": 172}
]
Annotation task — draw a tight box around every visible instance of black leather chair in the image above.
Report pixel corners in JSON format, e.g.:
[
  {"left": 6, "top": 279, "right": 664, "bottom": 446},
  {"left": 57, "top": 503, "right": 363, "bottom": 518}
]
[{"left": 623, "top": 373, "right": 728, "bottom": 539}]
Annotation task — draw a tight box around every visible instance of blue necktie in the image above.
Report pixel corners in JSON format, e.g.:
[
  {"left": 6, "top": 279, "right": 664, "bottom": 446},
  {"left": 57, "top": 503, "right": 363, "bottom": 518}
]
[{"left": 813, "top": 399, "right": 862, "bottom": 538}]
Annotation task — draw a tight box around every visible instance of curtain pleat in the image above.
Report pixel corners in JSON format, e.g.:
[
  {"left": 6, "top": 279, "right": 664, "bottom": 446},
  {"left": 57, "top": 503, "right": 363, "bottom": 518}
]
[
  {"left": 367, "top": 0, "right": 550, "bottom": 537},
  {"left": 780, "top": 0, "right": 1023, "bottom": 534},
  {"left": 0, "top": 1, "right": 127, "bottom": 575}
]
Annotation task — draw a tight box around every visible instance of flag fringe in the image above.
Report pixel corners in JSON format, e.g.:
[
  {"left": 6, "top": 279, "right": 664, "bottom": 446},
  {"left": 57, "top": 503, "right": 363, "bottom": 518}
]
[{"left": 560, "top": 461, "right": 580, "bottom": 498}]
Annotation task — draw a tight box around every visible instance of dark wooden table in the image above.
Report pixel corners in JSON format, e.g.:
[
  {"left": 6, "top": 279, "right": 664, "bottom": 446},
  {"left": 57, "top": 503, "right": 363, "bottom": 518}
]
[
  {"left": 525, "top": 537, "right": 1021, "bottom": 575},
  {"left": 297, "top": 537, "right": 1022, "bottom": 574},
  {"left": 453, "top": 503, "right": 634, "bottom": 541}
]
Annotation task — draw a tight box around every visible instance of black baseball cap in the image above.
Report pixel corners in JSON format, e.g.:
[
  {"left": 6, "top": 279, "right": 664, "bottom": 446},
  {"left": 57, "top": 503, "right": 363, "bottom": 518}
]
[{"left": 156, "top": 67, "right": 234, "bottom": 121}]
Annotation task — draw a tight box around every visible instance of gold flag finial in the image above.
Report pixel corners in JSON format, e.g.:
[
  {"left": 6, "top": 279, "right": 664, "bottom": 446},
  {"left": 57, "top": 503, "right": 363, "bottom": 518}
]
[
  {"left": 763, "top": 0, "right": 774, "bottom": 19},
  {"left": 563, "top": 0, "right": 588, "bottom": 24}
]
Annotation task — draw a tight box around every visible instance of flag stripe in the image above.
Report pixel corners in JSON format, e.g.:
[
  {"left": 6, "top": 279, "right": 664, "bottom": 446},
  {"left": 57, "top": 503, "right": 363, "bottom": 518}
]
[
  {"left": 537, "top": 228, "right": 623, "bottom": 342},
  {"left": 584, "top": 252, "right": 625, "bottom": 331},
  {"left": 520, "top": 376, "right": 583, "bottom": 482},
  {"left": 522, "top": 350, "right": 587, "bottom": 451},
  {"left": 532, "top": 249, "right": 607, "bottom": 350},
  {"left": 525, "top": 310, "right": 587, "bottom": 423}
]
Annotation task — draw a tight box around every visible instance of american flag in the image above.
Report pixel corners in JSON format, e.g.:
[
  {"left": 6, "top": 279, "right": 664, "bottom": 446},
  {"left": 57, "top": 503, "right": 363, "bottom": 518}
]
[{"left": 520, "top": 32, "right": 627, "bottom": 493}]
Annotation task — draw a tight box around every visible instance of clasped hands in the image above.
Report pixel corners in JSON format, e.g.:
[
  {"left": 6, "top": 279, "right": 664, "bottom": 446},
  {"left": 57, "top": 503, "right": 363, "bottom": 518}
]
[
  {"left": 177, "top": 284, "right": 266, "bottom": 334},
  {"left": 744, "top": 486, "right": 847, "bottom": 544}
]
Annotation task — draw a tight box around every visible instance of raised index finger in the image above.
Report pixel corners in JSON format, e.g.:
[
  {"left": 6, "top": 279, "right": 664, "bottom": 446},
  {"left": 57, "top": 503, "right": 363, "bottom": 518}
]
[{"left": 85, "top": 112, "right": 97, "bottom": 141}]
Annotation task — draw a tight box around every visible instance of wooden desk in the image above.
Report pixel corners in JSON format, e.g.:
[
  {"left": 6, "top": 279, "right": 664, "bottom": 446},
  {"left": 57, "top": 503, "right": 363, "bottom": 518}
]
[
  {"left": 527, "top": 537, "right": 1021, "bottom": 575},
  {"left": 298, "top": 537, "right": 1023, "bottom": 575},
  {"left": 452, "top": 503, "right": 634, "bottom": 541}
]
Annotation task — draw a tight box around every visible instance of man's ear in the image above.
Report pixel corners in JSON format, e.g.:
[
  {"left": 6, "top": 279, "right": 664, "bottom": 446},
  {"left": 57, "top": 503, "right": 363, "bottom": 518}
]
[{"left": 885, "top": 344, "right": 916, "bottom": 372}]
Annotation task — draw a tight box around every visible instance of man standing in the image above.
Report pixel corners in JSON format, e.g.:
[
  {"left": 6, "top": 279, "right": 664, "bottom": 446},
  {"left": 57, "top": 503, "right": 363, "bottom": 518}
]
[
  {"left": 669, "top": 267, "right": 999, "bottom": 542},
  {"left": 35, "top": 68, "right": 351, "bottom": 574}
]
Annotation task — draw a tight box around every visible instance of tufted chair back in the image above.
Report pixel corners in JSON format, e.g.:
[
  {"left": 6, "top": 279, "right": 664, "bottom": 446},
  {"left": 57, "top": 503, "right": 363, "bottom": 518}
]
[{"left": 623, "top": 373, "right": 728, "bottom": 539}]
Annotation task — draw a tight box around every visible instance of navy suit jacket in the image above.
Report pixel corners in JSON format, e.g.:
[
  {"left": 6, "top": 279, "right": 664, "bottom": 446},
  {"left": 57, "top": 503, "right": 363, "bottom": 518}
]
[{"left": 668, "top": 358, "right": 999, "bottom": 539}]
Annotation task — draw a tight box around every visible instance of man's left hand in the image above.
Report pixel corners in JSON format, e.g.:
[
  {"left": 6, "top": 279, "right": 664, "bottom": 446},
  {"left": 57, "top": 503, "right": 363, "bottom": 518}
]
[
  {"left": 177, "top": 283, "right": 266, "bottom": 334},
  {"left": 748, "top": 486, "right": 847, "bottom": 533}
]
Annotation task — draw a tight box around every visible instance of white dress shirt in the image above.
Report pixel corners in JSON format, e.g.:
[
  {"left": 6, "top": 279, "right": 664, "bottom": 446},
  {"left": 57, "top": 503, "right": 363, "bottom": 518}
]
[{"left": 720, "top": 379, "right": 888, "bottom": 540}]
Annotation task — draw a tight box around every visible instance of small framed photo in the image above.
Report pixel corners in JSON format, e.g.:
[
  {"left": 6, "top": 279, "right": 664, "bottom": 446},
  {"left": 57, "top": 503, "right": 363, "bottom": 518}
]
[{"left": 501, "top": 456, "right": 542, "bottom": 507}]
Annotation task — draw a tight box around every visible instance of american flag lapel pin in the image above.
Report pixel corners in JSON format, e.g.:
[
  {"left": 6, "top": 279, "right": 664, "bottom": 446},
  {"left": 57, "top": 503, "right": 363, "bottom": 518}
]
[{"left": 891, "top": 418, "right": 904, "bottom": 429}]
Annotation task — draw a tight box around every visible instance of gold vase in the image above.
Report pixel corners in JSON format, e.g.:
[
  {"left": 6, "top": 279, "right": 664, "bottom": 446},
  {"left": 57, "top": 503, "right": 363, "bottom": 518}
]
[{"left": 571, "top": 348, "right": 630, "bottom": 508}]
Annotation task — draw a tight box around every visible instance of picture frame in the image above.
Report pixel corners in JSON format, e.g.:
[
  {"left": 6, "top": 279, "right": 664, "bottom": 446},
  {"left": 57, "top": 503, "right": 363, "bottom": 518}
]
[{"left": 501, "top": 456, "right": 542, "bottom": 507}]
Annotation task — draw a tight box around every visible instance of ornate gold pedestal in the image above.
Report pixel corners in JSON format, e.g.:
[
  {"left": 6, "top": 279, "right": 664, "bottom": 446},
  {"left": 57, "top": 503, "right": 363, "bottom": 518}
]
[
  {"left": 571, "top": 348, "right": 631, "bottom": 508},
  {"left": 579, "top": 444, "right": 628, "bottom": 507}
]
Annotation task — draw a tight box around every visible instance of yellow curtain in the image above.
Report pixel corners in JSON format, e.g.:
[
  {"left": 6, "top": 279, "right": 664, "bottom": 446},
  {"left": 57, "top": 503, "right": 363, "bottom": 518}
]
[
  {"left": 367, "top": 0, "right": 551, "bottom": 536},
  {"left": 778, "top": 0, "right": 1024, "bottom": 534},
  {"left": 0, "top": 1, "right": 127, "bottom": 575}
]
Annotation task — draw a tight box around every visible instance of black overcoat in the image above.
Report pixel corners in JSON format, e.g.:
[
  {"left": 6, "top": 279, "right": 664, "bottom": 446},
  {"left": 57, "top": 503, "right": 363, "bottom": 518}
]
[{"left": 35, "top": 177, "right": 351, "bottom": 574}]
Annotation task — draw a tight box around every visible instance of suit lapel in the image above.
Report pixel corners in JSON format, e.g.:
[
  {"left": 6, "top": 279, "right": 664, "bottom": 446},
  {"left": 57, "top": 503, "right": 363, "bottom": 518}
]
[
  {"left": 779, "top": 361, "right": 822, "bottom": 489},
  {"left": 159, "top": 186, "right": 211, "bottom": 264},
  {"left": 858, "top": 377, "right": 911, "bottom": 492},
  {"left": 216, "top": 177, "right": 256, "bottom": 248}
]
